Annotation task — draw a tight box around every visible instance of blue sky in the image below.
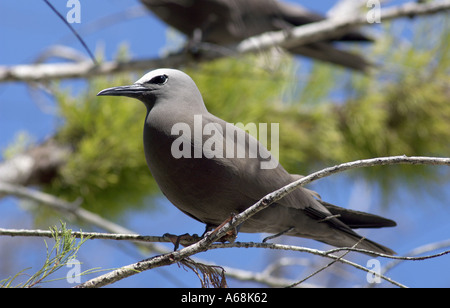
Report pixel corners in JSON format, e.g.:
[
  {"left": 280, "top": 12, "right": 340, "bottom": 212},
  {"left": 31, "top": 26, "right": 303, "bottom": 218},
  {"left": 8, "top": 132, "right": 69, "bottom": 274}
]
[{"left": 1, "top": 0, "right": 449, "bottom": 288}]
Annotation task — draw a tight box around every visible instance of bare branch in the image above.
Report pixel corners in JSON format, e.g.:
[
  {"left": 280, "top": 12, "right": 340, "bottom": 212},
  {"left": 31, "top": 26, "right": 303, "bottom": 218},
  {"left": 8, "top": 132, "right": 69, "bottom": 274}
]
[
  {"left": 208, "top": 156, "right": 450, "bottom": 246},
  {"left": 1, "top": 228, "right": 448, "bottom": 288},
  {"left": 4, "top": 226, "right": 448, "bottom": 288},
  {"left": 380, "top": 239, "right": 450, "bottom": 274},
  {"left": 3, "top": 226, "right": 447, "bottom": 264},
  {"left": 0, "top": 227, "right": 314, "bottom": 287},
  {"left": 0, "top": 53, "right": 190, "bottom": 83},
  {"left": 73, "top": 237, "right": 412, "bottom": 288},
  {"left": 0, "top": 139, "right": 70, "bottom": 191},
  {"left": 74, "top": 156, "right": 449, "bottom": 287},
  {"left": 211, "top": 242, "right": 408, "bottom": 288},
  {"left": 0, "top": 227, "right": 164, "bottom": 242},
  {"left": 1, "top": 1, "right": 448, "bottom": 82},
  {"left": 272, "top": 0, "right": 450, "bottom": 50},
  {"left": 0, "top": 181, "right": 169, "bottom": 254},
  {"left": 3, "top": 155, "right": 449, "bottom": 287},
  {"left": 327, "top": 0, "right": 368, "bottom": 17}
]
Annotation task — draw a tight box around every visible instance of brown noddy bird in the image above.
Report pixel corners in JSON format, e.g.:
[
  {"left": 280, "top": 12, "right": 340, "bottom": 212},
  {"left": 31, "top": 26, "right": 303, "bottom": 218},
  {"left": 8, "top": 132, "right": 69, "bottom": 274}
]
[
  {"left": 141, "top": 0, "right": 372, "bottom": 71},
  {"left": 97, "top": 68, "right": 396, "bottom": 255}
]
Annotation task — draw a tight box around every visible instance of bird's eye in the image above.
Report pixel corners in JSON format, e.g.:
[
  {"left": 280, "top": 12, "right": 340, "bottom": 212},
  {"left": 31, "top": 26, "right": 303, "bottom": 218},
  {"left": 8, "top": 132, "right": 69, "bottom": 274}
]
[{"left": 149, "top": 74, "right": 168, "bottom": 85}]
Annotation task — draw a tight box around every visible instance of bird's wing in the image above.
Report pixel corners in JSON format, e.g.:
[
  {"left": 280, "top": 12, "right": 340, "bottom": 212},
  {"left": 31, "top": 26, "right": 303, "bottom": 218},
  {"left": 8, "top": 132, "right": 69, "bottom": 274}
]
[
  {"left": 201, "top": 113, "right": 337, "bottom": 216},
  {"left": 319, "top": 200, "right": 397, "bottom": 228},
  {"left": 290, "top": 174, "right": 322, "bottom": 200},
  {"left": 200, "top": 113, "right": 397, "bottom": 255}
]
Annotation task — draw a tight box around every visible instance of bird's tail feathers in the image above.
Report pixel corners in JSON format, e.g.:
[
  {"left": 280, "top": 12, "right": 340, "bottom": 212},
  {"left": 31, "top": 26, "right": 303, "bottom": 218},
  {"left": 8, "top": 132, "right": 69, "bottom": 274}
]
[
  {"left": 319, "top": 201, "right": 397, "bottom": 229},
  {"left": 318, "top": 230, "right": 396, "bottom": 256},
  {"left": 289, "top": 42, "right": 372, "bottom": 72}
]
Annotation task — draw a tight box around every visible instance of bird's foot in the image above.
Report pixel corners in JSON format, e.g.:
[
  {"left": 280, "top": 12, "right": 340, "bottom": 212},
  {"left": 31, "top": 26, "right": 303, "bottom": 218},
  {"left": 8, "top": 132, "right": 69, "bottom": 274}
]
[
  {"left": 163, "top": 233, "right": 201, "bottom": 251},
  {"left": 217, "top": 227, "right": 239, "bottom": 243},
  {"left": 204, "top": 213, "right": 240, "bottom": 243}
]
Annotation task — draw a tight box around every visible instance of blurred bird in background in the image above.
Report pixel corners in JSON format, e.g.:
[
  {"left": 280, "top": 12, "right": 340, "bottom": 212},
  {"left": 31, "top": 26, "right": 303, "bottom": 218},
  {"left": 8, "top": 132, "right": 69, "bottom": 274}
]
[{"left": 141, "top": 0, "right": 373, "bottom": 71}]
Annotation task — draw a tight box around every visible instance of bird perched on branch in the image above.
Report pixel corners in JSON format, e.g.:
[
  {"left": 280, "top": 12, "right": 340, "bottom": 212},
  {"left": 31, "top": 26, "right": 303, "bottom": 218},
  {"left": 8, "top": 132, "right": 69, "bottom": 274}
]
[
  {"left": 98, "top": 68, "right": 396, "bottom": 255},
  {"left": 141, "top": 0, "right": 372, "bottom": 71}
]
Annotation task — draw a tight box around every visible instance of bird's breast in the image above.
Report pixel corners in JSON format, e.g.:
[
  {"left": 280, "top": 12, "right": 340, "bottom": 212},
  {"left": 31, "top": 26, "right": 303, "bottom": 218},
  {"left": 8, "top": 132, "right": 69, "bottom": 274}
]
[{"left": 142, "top": 119, "right": 243, "bottom": 224}]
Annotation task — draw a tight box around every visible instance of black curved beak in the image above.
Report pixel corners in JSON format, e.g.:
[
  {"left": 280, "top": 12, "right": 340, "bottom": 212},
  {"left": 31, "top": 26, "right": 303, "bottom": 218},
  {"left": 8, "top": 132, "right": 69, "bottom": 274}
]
[{"left": 97, "top": 84, "right": 148, "bottom": 98}]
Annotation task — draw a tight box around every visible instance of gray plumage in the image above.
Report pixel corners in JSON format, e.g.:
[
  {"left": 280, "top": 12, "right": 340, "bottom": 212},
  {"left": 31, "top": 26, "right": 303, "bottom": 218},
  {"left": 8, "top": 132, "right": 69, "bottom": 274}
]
[
  {"left": 141, "top": 0, "right": 372, "bottom": 71},
  {"left": 97, "top": 68, "right": 396, "bottom": 255}
]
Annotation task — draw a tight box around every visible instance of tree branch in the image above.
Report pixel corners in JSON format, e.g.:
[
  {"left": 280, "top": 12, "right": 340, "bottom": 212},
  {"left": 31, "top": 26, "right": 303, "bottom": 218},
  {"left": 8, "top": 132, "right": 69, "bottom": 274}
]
[
  {"left": 0, "top": 181, "right": 169, "bottom": 254},
  {"left": 240, "top": 0, "right": 450, "bottom": 52},
  {"left": 0, "top": 139, "right": 70, "bottom": 196},
  {"left": 73, "top": 155, "right": 449, "bottom": 288},
  {"left": 3, "top": 226, "right": 447, "bottom": 263},
  {"left": 4, "top": 226, "right": 450, "bottom": 288},
  {"left": 0, "top": 227, "right": 172, "bottom": 244},
  {"left": 0, "top": 1, "right": 448, "bottom": 82},
  {"left": 3, "top": 155, "right": 449, "bottom": 287},
  {"left": 0, "top": 184, "right": 297, "bottom": 287},
  {"left": 380, "top": 239, "right": 450, "bottom": 274},
  {"left": 208, "top": 155, "right": 450, "bottom": 246},
  {"left": 285, "top": 238, "right": 362, "bottom": 288}
]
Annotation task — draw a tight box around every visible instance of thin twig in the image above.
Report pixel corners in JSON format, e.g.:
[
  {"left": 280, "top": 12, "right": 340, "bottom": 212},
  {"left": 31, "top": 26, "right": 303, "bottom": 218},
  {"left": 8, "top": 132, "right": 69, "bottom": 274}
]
[
  {"left": 42, "top": 0, "right": 97, "bottom": 65},
  {"left": 285, "top": 238, "right": 365, "bottom": 288},
  {"left": 381, "top": 239, "right": 450, "bottom": 273}
]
